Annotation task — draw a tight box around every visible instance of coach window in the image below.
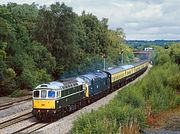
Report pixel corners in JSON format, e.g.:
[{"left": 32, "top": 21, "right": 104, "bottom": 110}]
[{"left": 33, "top": 91, "right": 39, "bottom": 97}]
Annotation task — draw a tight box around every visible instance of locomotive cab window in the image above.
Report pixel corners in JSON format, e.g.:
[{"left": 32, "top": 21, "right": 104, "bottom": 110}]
[
  {"left": 48, "top": 90, "right": 55, "bottom": 98},
  {"left": 33, "top": 91, "right": 39, "bottom": 97},
  {"left": 41, "top": 90, "right": 47, "bottom": 98}
]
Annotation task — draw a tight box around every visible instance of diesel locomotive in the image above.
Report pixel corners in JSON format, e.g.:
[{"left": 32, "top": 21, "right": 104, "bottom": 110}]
[{"left": 32, "top": 60, "right": 149, "bottom": 121}]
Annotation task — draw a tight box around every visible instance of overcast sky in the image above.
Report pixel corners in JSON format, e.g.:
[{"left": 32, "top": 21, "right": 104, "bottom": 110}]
[{"left": 1, "top": 0, "right": 180, "bottom": 40}]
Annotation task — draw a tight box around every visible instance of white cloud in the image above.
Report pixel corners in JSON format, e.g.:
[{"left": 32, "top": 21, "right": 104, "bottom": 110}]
[
  {"left": 135, "top": 5, "right": 162, "bottom": 19},
  {"left": 0, "top": 0, "right": 179, "bottom": 40}
]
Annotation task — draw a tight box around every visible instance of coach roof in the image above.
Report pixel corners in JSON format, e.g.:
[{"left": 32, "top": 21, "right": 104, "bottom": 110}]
[{"left": 105, "top": 66, "right": 126, "bottom": 75}]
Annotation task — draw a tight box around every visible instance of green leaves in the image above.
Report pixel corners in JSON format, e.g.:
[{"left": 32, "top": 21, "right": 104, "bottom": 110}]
[
  {"left": 5, "top": 68, "right": 16, "bottom": 78},
  {"left": 0, "top": 2, "right": 133, "bottom": 96},
  {"left": 17, "top": 68, "right": 51, "bottom": 89},
  {"left": 0, "top": 17, "right": 12, "bottom": 41},
  {"left": 153, "top": 43, "right": 180, "bottom": 65},
  {"left": 0, "top": 3, "right": 55, "bottom": 95}
]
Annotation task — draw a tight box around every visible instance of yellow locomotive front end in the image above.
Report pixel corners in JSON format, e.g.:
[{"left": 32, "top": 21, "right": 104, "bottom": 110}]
[
  {"left": 32, "top": 88, "right": 58, "bottom": 120},
  {"left": 33, "top": 99, "right": 55, "bottom": 109}
]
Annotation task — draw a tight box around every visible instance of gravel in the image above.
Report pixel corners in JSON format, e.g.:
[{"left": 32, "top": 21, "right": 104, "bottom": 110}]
[
  {"left": 0, "top": 100, "right": 32, "bottom": 118},
  {"left": 0, "top": 109, "right": 31, "bottom": 124},
  {"left": 0, "top": 97, "right": 18, "bottom": 105}
]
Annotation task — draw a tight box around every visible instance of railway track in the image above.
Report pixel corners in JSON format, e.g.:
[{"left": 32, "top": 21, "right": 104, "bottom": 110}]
[
  {"left": 0, "top": 109, "right": 50, "bottom": 133},
  {"left": 0, "top": 96, "right": 32, "bottom": 111},
  {"left": 0, "top": 112, "right": 33, "bottom": 129},
  {"left": 0, "top": 95, "right": 49, "bottom": 133},
  {"left": 12, "top": 122, "right": 49, "bottom": 133}
]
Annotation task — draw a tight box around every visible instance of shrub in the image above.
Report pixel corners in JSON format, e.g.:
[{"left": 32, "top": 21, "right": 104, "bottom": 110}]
[
  {"left": 10, "top": 89, "right": 28, "bottom": 97},
  {"left": 175, "top": 95, "right": 180, "bottom": 106},
  {"left": 168, "top": 74, "right": 180, "bottom": 92},
  {"left": 114, "top": 87, "right": 145, "bottom": 108},
  {"left": 17, "top": 69, "right": 37, "bottom": 89}
]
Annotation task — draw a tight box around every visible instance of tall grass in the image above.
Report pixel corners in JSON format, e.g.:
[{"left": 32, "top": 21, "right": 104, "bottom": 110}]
[
  {"left": 142, "top": 63, "right": 179, "bottom": 114},
  {"left": 72, "top": 63, "right": 180, "bottom": 133}
]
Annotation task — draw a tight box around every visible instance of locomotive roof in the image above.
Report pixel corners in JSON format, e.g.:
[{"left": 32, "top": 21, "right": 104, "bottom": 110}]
[
  {"left": 35, "top": 81, "right": 63, "bottom": 90},
  {"left": 94, "top": 72, "right": 107, "bottom": 78},
  {"left": 81, "top": 73, "right": 97, "bottom": 80},
  {"left": 58, "top": 77, "right": 78, "bottom": 85},
  {"left": 34, "top": 77, "right": 84, "bottom": 90},
  {"left": 81, "top": 71, "right": 107, "bottom": 80}
]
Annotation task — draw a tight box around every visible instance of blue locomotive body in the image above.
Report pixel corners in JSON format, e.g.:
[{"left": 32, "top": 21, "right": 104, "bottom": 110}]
[{"left": 80, "top": 71, "right": 110, "bottom": 97}]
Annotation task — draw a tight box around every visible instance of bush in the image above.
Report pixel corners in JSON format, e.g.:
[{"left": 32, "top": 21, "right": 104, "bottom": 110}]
[
  {"left": 114, "top": 87, "right": 145, "bottom": 108},
  {"left": 175, "top": 95, "right": 180, "bottom": 106},
  {"left": 72, "top": 105, "right": 145, "bottom": 134},
  {"left": 5, "top": 68, "right": 16, "bottom": 78},
  {"left": 10, "top": 89, "right": 28, "bottom": 97},
  {"left": 168, "top": 74, "right": 180, "bottom": 92},
  {"left": 17, "top": 68, "right": 52, "bottom": 89},
  {"left": 149, "top": 86, "right": 176, "bottom": 114},
  {"left": 17, "top": 69, "right": 37, "bottom": 89}
]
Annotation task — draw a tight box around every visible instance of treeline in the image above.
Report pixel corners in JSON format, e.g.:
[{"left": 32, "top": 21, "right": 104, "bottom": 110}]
[
  {"left": 0, "top": 2, "right": 133, "bottom": 96},
  {"left": 152, "top": 43, "right": 180, "bottom": 65},
  {"left": 127, "top": 40, "right": 180, "bottom": 50},
  {"left": 72, "top": 44, "right": 180, "bottom": 133}
]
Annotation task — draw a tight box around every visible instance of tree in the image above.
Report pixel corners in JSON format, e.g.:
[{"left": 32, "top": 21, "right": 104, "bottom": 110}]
[
  {"left": 0, "top": 3, "right": 55, "bottom": 95},
  {"left": 35, "top": 2, "right": 80, "bottom": 76},
  {"left": 169, "top": 43, "right": 180, "bottom": 64},
  {"left": 0, "top": 2, "right": 134, "bottom": 95}
]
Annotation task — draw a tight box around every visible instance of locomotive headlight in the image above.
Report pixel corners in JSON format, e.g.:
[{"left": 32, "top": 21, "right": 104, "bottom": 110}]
[
  {"left": 41, "top": 102, "right": 45, "bottom": 106},
  {"left": 57, "top": 101, "right": 59, "bottom": 103}
]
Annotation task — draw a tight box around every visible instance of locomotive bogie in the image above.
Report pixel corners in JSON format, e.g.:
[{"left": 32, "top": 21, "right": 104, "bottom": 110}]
[{"left": 32, "top": 109, "right": 57, "bottom": 118}]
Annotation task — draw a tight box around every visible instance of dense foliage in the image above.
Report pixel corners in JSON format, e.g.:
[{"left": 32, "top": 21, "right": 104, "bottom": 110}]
[
  {"left": 152, "top": 43, "right": 180, "bottom": 65},
  {"left": 0, "top": 3, "right": 55, "bottom": 96},
  {"left": 72, "top": 45, "right": 180, "bottom": 133},
  {"left": 0, "top": 2, "right": 133, "bottom": 96}
]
